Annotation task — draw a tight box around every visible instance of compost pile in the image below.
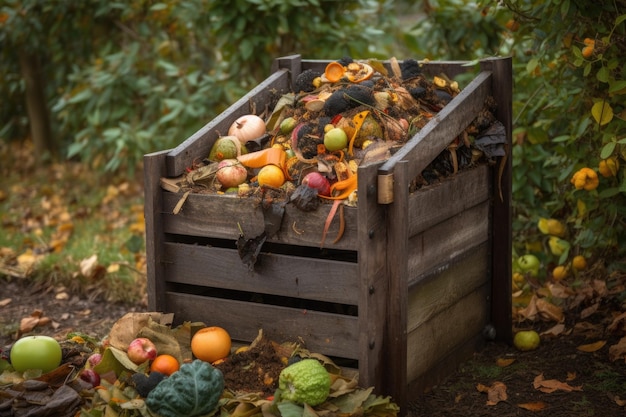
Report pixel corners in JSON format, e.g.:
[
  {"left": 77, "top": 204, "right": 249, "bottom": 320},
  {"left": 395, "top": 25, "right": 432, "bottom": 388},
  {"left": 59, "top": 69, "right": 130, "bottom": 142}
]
[
  {"left": 165, "top": 57, "right": 505, "bottom": 207},
  {"left": 0, "top": 313, "right": 399, "bottom": 417}
]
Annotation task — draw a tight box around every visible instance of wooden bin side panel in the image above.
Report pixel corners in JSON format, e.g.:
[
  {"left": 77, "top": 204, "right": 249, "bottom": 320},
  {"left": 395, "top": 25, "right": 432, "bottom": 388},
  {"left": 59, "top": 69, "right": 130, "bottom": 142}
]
[
  {"left": 161, "top": 242, "right": 359, "bottom": 305},
  {"left": 408, "top": 200, "right": 489, "bottom": 283},
  {"left": 161, "top": 193, "right": 359, "bottom": 251},
  {"left": 165, "top": 292, "right": 359, "bottom": 359},
  {"left": 407, "top": 166, "right": 489, "bottom": 237}
]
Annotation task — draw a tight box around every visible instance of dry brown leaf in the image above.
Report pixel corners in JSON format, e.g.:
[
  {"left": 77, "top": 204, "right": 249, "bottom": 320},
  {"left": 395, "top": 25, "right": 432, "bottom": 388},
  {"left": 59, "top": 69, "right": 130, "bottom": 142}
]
[
  {"left": 518, "top": 401, "right": 547, "bottom": 411},
  {"left": 0, "top": 298, "right": 12, "bottom": 307},
  {"left": 612, "top": 394, "right": 626, "bottom": 407},
  {"left": 541, "top": 323, "right": 566, "bottom": 337},
  {"left": 19, "top": 309, "right": 51, "bottom": 333},
  {"left": 517, "top": 294, "right": 539, "bottom": 321},
  {"left": 608, "top": 311, "right": 626, "bottom": 333},
  {"left": 577, "top": 340, "right": 607, "bottom": 353},
  {"left": 608, "top": 336, "right": 626, "bottom": 362},
  {"left": 496, "top": 358, "right": 516, "bottom": 367},
  {"left": 477, "top": 381, "right": 508, "bottom": 405},
  {"left": 566, "top": 372, "right": 577, "bottom": 381},
  {"left": 580, "top": 302, "right": 600, "bottom": 319},
  {"left": 533, "top": 373, "right": 583, "bottom": 393},
  {"left": 573, "top": 321, "right": 604, "bottom": 338},
  {"left": 591, "top": 279, "right": 608, "bottom": 297},
  {"left": 536, "top": 298, "right": 564, "bottom": 322}
]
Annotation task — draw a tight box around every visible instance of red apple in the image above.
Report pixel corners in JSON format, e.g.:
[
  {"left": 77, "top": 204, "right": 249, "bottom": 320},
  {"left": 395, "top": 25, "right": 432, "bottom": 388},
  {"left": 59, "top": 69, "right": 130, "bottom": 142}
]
[
  {"left": 127, "top": 338, "right": 157, "bottom": 364},
  {"left": 79, "top": 368, "right": 101, "bottom": 387}
]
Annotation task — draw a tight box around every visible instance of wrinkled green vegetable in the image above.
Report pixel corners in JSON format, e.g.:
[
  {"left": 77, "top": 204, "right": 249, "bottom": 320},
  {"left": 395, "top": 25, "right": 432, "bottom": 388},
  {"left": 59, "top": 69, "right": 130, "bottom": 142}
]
[
  {"left": 278, "top": 359, "right": 331, "bottom": 406},
  {"left": 146, "top": 359, "right": 224, "bottom": 417}
]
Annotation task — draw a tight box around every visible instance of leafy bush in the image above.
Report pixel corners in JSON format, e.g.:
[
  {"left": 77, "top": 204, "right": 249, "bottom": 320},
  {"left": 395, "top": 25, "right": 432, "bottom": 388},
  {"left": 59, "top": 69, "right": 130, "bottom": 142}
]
[{"left": 405, "top": 0, "right": 626, "bottom": 269}]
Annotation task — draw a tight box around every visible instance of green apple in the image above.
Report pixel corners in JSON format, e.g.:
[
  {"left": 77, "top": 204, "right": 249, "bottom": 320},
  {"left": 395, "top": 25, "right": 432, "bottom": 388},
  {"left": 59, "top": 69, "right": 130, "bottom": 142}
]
[
  {"left": 10, "top": 335, "right": 62, "bottom": 373},
  {"left": 517, "top": 254, "right": 540, "bottom": 277},
  {"left": 323, "top": 128, "right": 348, "bottom": 151}
]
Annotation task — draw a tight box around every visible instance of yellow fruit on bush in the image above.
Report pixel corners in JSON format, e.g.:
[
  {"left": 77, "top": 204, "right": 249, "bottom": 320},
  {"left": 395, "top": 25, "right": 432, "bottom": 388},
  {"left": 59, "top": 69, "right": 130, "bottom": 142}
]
[
  {"left": 552, "top": 265, "right": 568, "bottom": 281},
  {"left": 538, "top": 218, "right": 566, "bottom": 237},
  {"left": 548, "top": 236, "right": 570, "bottom": 256},
  {"left": 598, "top": 157, "right": 619, "bottom": 178},
  {"left": 513, "top": 330, "right": 540, "bottom": 351},
  {"left": 570, "top": 168, "right": 599, "bottom": 191},
  {"left": 572, "top": 255, "right": 587, "bottom": 270}
]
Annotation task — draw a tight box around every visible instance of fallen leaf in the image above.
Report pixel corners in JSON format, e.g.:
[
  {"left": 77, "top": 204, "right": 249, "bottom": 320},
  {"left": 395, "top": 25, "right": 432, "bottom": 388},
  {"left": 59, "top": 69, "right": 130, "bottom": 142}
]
[
  {"left": 56, "top": 291, "right": 69, "bottom": 300},
  {"left": 0, "top": 298, "right": 12, "bottom": 307},
  {"left": 608, "top": 311, "right": 626, "bottom": 333},
  {"left": 580, "top": 302, "right": 600, "bottom": 319},
  {"left": 541, "top": 323, "right": 566, "bottom": 337},
  {"left": 496, "top": 358, "right": 516, "bottom": 367},
  {"left": 518, "top": 401, "right": 547, "bottom": 411},
  {"left": 608, "top": 336, "right": 626, "bottom": 362},
  {"left": 573, "top": 321, "right": 604, "bottom": 338},
  {"left": 533, "top": 373, "right": 583, "bottom": 393},
  {"left": 19, "top": 309, "right": 52, "bottom": 333},
  {"left": 536, "top": 298, "right": 564, "bottom": 322},
  {"left": 577, "top": 340, "right": 607, "bottom": 353},
  {"left": 611, "top": 394, "right": 626, "bottom": 407},
  {"left": 566, "top": 372, "right": 577, "bottom": 381},
  {"left": 477, "top": 381, "right": 508, "bottom": 405}
]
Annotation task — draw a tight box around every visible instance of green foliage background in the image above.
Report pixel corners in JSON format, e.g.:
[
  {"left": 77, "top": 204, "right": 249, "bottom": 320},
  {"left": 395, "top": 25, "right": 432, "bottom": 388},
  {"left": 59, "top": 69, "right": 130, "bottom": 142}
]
[{"left": 1, "top": 0, "right": 625, "bottom": 272}]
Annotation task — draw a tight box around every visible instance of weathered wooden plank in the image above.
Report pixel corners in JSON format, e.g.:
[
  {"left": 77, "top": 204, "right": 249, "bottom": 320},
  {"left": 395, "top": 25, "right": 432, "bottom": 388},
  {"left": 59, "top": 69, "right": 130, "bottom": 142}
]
[
  {"left": 407, "top": 243, "right": 489, "bottom": 333},
  {"left": 481, "top": 57, "right": 513, "bottom": 344},
  {"left": 356, "top": 162, "right": 390, "bottom": 390},
  {"left": 378, "top": 70, "right": 492, "bottom": 185},
  {"left": 406, "top": 283, "right": 490, "bottom": 382},
  {"left": 165, "top": 69, "right": 291, "bottom": 177},
  {"left": 385, "top": 160, "right": 410, "bottom": 410},
  {"left": 165, "top": 292, "right": 359, "bottom": 359},
  {"left": 162, "top": 242, "right": 358, "bottom": 305},
  {"left": 408, "top": 201, "right": 489, "bottom": 282},
  {"left": 161, "top": 192, "right": 359, "bottom": 250},
  {"left": 408, "top": 166, "right": 490, "bottom": 236},
  {"left": 144, "top": 151, "right": 171, "bottom": 312}
]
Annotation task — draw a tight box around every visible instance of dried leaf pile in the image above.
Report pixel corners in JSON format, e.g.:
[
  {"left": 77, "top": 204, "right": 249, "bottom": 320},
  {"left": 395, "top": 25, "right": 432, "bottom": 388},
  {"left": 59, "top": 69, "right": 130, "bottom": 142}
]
[{"left": 0, "top": 312, "right": 399, "bottom": 417}]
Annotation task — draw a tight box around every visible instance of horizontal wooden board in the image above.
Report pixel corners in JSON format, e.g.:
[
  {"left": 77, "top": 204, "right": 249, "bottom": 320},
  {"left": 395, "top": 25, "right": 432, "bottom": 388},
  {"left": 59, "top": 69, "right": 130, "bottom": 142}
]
[
  {"left": 408, "top": 201, "right": 489, "bottom": 281},
  {"left": 406, "top": 283, "right": 490, "bottom": 382},
  {"left": 165, "top": 291, "right": 360, "bottom": 359},
  {"left": 162, "top": 242, "right": 359, "bottom": 305},
  {"left": 408, "top": 166, "right": 490, "bottom": 236},
  {"left": 161, "top": 192, "right": 359, "bottom": 250},
  {"left": 407, "top": 243, "right": 489, "bottom": 333}
]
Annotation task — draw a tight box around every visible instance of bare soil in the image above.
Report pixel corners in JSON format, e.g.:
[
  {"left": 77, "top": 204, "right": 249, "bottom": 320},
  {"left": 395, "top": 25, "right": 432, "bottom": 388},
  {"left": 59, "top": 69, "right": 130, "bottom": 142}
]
[{"left": 2, "top": 274, "right": 626, "bottom": 416}]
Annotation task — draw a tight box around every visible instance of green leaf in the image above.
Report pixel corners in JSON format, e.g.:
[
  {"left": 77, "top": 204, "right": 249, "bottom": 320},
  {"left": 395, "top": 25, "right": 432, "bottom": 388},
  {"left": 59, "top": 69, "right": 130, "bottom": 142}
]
[
  {"left": 591, "top": 101, "right": 614, "bottom": 126},
  {"left": 615, "top": 14, "right": 626, "bottom": 26},
  {"left": 596, "top": 66, "right": 609, "bottom": 83},
  {"left": 609, "top": 80, "right": 626, "bottom": 93},
  {"left": 601, "top": 142, "right": 616, "bottom": 159},
  {"left": 599, "top": 187, "right": 621, "bottom": 198}
]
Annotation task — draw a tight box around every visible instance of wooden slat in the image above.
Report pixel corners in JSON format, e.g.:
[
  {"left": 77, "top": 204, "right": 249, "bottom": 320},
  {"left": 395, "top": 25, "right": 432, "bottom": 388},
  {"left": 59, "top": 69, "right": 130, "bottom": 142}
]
[
  {"left": 481, "top": 57, "right": 513, "bottom": 344},
  {"left": 407, "top": 243, "right": 489, "bottom": 333},
  {"left": 165, "top": 292, "right": 359, "bottom": 359},
  {"left": 165, "top": 69, "right": 291, "bottom": 177},
  {"left": 356, "top": 162, "right": 389, "bottom": 389},
  {"left": 406, "top": 283, "right": 490, "bottom": 382},
  {"left": 408, "top": 201, "right": 490, "bottom": 283},
  {"left": 144, "top": 151, "right": 170, "bottom": 311},
  {"left": 161, "top": 192, "right": 359, "bottom": 250},
  {"left": 378, "top": 70, "right": 492, "bottom": 184},
  {"left": 408, "top": 166, "right": 489, "bottom": 236},
  {"left": 162, "top": 242, "right": 358, "bottom": 305},
  {"left": 384, "top": 160, "right": 410, "bottom": 411}
]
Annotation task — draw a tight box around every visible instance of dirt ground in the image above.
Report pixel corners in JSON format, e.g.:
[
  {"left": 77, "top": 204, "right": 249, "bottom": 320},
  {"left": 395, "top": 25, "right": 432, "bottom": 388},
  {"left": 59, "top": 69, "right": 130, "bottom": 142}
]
[{"left": 2, "top": 274, "right": 626, "bottom": 416}]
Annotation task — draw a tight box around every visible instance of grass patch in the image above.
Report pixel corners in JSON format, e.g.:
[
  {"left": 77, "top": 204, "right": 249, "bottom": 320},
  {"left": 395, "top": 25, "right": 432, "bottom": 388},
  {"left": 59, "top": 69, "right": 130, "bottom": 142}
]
[{"left": 0, "top": 141, "right": 146, "bottom": 304}]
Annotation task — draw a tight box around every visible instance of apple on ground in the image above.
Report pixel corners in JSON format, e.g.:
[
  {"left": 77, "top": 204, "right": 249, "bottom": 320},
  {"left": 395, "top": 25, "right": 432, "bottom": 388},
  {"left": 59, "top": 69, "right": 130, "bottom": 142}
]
[
  {"left": 127, "top": 338, "right": 157, "bottom": 364},
  {"left": 10, "top": 335, "right": 63, "bottom": 373}
]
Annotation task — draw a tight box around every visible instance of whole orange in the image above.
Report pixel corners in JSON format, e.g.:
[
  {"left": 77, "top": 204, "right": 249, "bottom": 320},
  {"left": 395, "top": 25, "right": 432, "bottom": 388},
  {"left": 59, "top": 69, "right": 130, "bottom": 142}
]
[
  {"left": 257, "top": 164, "right": 285, "bottom": 188},
  {"left": 191, "top": 326, "right": 232, "bottom": 363},
  {"left": 150, "top": 354, "right": 180, "bottom": 376}
]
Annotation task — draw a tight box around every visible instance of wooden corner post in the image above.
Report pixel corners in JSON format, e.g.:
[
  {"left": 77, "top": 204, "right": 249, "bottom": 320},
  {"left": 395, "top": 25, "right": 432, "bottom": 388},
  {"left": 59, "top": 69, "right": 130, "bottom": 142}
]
[{"left": 480, "top": 57, "right": 513, "bottom": 344}]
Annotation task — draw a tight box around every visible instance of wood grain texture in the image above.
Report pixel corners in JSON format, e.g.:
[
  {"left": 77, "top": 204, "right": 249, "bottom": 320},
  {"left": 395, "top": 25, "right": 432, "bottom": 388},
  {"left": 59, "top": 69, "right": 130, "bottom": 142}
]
[
  {"left": 162, "top": 242, "right": 358, "bottom": 305},
  {"left": 165, "top": 292, "right": 359, "bottom": 359}
]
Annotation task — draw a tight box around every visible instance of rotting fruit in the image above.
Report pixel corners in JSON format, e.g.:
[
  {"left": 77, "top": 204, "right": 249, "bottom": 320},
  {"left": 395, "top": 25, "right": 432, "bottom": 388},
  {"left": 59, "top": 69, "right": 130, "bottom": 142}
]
[
  {"left": 278, "top": 358, "right": 331, "bottom": 406},
  {"left": 150, "top": 354, "right": 180, "bottom": 376},
  {"left": 257, "top": 164, "right": 285, "bottom": 188}
]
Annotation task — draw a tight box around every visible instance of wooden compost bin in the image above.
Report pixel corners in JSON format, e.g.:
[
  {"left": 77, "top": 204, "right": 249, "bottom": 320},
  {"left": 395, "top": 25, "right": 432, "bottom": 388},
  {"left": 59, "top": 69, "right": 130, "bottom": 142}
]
[{"left": 144, "top": 55, "right": 512, "bottom": 412}]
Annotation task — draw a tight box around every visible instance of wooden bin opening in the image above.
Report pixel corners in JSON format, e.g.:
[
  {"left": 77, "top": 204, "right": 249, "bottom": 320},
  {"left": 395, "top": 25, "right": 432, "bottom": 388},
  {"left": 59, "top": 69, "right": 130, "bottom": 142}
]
[{"left": 144, "top": 54, "right": 512, "bottom": 413}]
